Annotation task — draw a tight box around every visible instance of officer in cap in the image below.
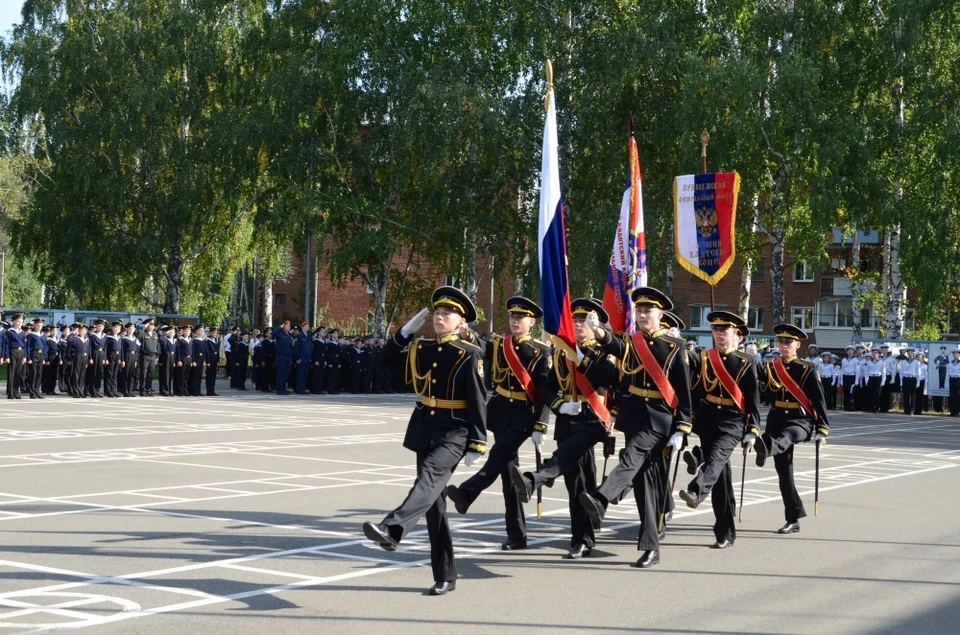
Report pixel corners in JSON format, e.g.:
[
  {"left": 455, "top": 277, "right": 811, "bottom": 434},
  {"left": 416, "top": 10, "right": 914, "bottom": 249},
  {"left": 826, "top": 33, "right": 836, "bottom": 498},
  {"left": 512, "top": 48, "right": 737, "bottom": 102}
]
[
  {"left": 749, "top": 323, "right": 829, "bottom": 534},
  {"left": 676, "top": 311, "right": 760, "bottom": 549},
  {"left": 574, "top": 287, "right": 693, "bottom": 568},
  {"left": 363, "top": 286, "right": 487, "bottom": 596},
  {"left": 446, "top": 296, "right": 551, "bottom": 551}
]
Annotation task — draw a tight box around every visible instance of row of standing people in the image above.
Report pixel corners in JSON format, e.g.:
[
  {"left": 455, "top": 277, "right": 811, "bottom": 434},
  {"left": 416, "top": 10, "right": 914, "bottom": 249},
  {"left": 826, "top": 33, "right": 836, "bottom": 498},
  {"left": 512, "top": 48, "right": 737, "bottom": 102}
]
[{"left": 362, "top": 285, "right": 830, "bottom": 595}]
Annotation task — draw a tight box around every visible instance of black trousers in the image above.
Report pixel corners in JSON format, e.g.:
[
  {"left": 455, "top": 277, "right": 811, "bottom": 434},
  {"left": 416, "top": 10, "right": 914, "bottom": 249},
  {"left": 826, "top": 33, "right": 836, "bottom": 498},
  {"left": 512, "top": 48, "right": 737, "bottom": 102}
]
[
  {"left": 232, "top": 361, "right": 248, "bottom": 389},
  {"left": 684, "top": 424, "right": 741, "bottom": 542},
  {"left": 762, "top": 411, "right": 812, "bottom": 523},
  {"left": 174, "top": 364, "right": 188, "bottom": 396},
  {"left": 58, "top": 361, "right": 68, "bottom": 393},
  {"left": 6, "top": 349, "right": 25, "bottom": 398},
  {"left": 591, "top": 427, "right": 666, "bottom": 551},
  {"left": 382, "top": 440, "right": 464, "bottom": 584},
  {"left": 866, "top": 376, "right": 882, "bottom": 412},
  {"left": 205, "top": 363, "right": 218, "bottom": 395},
  {"left": 43, "top": 359, "right": 59, "bottom": 394},
  {"left": 70, "top": 359, "right": 86, "bottom": 396},
  {"left": 140, "top": 356, "right": 157, "bottom": 395},
  {"left": 189, "top": 363, "right": 204, "bottom": 396},
  {"left": 124, "top": 354, "right": 139, "bottom": 396},
  {"left": 325, "top": 365, "right": 340, "bottom": 393},
  {"left": 902, "top": 377, "right": 917, "bottom": 414},
  {"left": 842, "top": 375, "right": 856, "bottom": 411},
  {"left": 949, "top": 377, "right": 960, "bottom": 416},
  {"left": 880, "top": 379, "right": 893, "bottom": 412},
  {"left": 821, "top": 378, "right": 836, "bottom": 410},
  {"left": 158, "top": 357, "right": 173, "bottom": 396},
  {"left": 105, "top": 356, "right": 121, "bottom": 396},
  {"left": 87, "top": 353, "right": 105, "bottom": 396},
  {"left": 456, "top": 424, "right": 529, "bottom": 543}
]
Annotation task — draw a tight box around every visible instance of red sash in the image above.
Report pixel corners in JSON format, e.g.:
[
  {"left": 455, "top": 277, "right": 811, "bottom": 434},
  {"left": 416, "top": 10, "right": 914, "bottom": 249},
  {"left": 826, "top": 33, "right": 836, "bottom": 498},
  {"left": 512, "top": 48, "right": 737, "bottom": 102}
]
[
  {"left": 773, "top": 358, "right": 818, "bottom": 421},
  {"left": 707, "top": 348, "right": 746, "bottom": 413},
  {"left": 631, "top": 332, "right": 679, "bottom": 408},
  {"left": 503, "top": 336, "right": 537, "bottom": 403},
  {"left": 566, "top": 358, "right": 611, "bottom": 428}
]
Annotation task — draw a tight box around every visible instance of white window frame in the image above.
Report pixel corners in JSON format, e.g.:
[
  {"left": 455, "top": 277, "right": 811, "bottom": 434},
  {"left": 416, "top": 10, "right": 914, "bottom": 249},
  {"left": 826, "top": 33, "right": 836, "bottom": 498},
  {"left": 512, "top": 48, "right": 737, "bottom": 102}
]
[
  {"left": 793, "top": 260, "right": 814, "bottom": 282},
  {"left": 689, "top": 306, "right": 711, "bottom": 330},
  {"left": 747, "top": 307, "right": 763, "bottom": 331},
  {"left": 791, "top": 306, "right": 814, "bottom": 330}
]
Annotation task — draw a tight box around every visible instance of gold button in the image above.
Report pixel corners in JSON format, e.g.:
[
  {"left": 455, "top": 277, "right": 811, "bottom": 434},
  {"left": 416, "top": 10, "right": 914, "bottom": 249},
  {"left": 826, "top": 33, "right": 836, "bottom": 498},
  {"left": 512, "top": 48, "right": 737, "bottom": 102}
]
[
  {"left": 430, "top": 410, "right": 435, "bottom": 415},
  {"left": 437, "top": 346, "right": 442, "bottom": 352},
  {"left": 514, "top": 346, "right": 519, "bottom": 350},
  {"left": 418, "top": 345, "right": 422, "bottom": 349},
  {"left": 645, "top": 397, "right": 649, "bottom": 402},
  {"left": 509, "top": 398, "right": 513, "bottom": 403},
  {"left": 431, "top": 379, "right": 436, "bottom": 384},
  {"left": 432, "top": 362, "right": 437, "bottom": 368},
  {"left": 669, "top": 343, "right": 675, "bottom": 348}
]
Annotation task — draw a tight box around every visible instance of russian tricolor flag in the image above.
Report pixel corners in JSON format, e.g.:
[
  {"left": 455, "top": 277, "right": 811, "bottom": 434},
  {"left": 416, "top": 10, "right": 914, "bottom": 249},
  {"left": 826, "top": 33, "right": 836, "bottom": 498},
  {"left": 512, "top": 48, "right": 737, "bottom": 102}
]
[
  {"left": 538, "top": 83, "right": 577, "bottom": 355},
  {"left": 602, "top": 130, "right": 647, "bottom": 334}
]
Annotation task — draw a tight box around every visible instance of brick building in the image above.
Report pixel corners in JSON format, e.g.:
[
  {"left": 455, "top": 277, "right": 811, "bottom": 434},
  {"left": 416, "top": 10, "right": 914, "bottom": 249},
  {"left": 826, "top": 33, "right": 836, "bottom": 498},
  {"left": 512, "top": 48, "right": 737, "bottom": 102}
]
[
  {"left": 265, "top": 239, "right": 517, "bottom": 336},
  {"left": 671, "top": 229, "right": 917, "bottom": 349}
]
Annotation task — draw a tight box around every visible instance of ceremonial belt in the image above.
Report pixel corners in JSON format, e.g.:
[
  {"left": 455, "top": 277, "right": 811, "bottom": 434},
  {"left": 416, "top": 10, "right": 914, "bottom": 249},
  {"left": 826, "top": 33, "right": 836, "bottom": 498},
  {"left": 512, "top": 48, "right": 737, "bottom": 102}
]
[
  {"left": 707, "top": 348, "right": 746, "bottom": 413},
  {"left": 628, "top": 385, "right": 663, "bottom": 399},
  {"left": 631, "top": 333, "right": 679, "bottom": 408},
  {"left": 774, "top": 400, "right": 802, "bottom": 409},
  {"left": 869, "top": 374, "right": 882, "bottom": 377},
  {"left": 419, "top": 397, "right": 469, "bottom": 409},
  {"left": 707, "top": 394, "right": 738, "bottom": 407},
  {"left": 567, "top": 358, "right": 611, "bottom": 427},
  {"left": 502, "top": 336, "right": 537, "bottom": 403},
  {"left": 496, "top": 386, "right": 528, "bottom": 401},
  {"left": 773, "top": 359, "right": 817, "bottom": 421}
]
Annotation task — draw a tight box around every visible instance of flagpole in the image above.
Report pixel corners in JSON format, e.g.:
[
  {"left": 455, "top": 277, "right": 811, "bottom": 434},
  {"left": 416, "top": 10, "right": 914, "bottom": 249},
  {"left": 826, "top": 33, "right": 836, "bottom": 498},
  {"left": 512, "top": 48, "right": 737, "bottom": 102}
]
[
  {"left": 701, "top": 129, "right": 716, "bottom": 311},
  {"left": 544, "top": 59, "right": 553, "bottom": 112}
]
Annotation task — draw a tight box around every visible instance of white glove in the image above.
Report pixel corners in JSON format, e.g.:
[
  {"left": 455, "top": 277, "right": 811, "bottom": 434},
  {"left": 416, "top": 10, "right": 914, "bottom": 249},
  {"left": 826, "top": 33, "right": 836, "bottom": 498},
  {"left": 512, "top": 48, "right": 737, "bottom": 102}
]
[
  {"left": 667, "top": 432, "right": 684, "bottom": 452},
  {"left": 464, "top": 451, "right": 482, "bottom": 467},
  {"left": 607, "top": 417, "right": 617, "bottom": 436},
  {"left": 814, "top": 432, "right": 827, "bottom": 443},
  {"left": 401, "top": 308, "right": 430, "bottom": 337},
  {"left": 559, "top": 401, "right": 582, "bottom": 416},
  {"left": 576, "top": 346, "right": 585, "bottom": 363},
  {"left": 532, "top": 431, "right": 544, "bottom": 449},
  {"left": 742, "top": 433, "right": 756, "bottom": 449},
  {"left": 585, "top": 311, "right": 600, "bottom": 331}
]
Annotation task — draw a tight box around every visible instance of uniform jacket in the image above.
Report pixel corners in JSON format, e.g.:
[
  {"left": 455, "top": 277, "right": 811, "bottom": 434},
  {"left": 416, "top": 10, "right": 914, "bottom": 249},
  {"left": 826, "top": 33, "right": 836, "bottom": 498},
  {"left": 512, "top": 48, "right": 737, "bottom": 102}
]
[
  {"left": 484, "top": 334, "right": 552, "bottom": 435},
  {"left": 273, "top": 328, "right": 294, "bottom": 359},
  {"left": 763, "top": 356, "right": 830, "bottom": 433},
  {"left": 692, "top": 347, "right": 761, "bottom": 436},
  {"left": 546, "top": 340, "right": 620, "bottom": 442}
]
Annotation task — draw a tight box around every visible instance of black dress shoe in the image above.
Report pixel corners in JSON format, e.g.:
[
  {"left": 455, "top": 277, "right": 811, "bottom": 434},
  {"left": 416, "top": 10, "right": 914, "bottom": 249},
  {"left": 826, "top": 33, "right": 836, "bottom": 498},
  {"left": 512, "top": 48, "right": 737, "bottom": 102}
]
[
  {"left": 508, "top": 465, "right": 533, "bottom": 503},
  {"left": 678, "top": 489, "right": 699, "bottom": 509},
  {"left": 362, "top": 521, "right": 398, "bottom": 551},
  {"left": 429, "top": 580, "right": 456, "bottom": 596},
  {"left": 578, "top": 492, "right": 605, "bottom": 529},
  {"left": 777, "top": 521, "right": 800, "bottom": 534},
  {"left": 658, "top": 528, "right": 666, "bottom": 541},
  {"left": 683, "top": 449, "right": 699, "bottom": 475},
  {"left": 634, "top": 549, "right": 660, "bottom": 568},
  {"left": 665, "top": 510, "right": 673, "bottom": 522},
  {"left": 564, "top": 543, "right": 592, "bottom": 559},
  {"left": 501, "top": 538, "right": 527, "bottom": 551},
  {"left": 712, "top": 539, "right": 735, "bottom": 549},
  {"left": 755, "top": 435, "right": 768, "bottom": 467},
  {"left": 445, "top": 485, "right": 469, "bottom": 514}
]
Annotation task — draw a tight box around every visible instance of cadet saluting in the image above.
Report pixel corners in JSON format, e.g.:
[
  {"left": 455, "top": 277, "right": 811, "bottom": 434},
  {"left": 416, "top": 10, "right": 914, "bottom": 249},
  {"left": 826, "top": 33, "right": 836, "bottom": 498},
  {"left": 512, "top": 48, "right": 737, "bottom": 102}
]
[
  {"left": 749, "top": 323, "right": 829, "bottom": 534},
  {"left": 362, "top": 286, "right": 487, "bottom": 596}
]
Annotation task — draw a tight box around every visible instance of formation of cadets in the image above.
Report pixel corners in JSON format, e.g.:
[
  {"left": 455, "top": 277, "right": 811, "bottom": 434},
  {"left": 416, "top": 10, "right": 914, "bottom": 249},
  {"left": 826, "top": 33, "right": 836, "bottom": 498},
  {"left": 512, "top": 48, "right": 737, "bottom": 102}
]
[
  {"left": 0, "top": 314, "right": 404, "bottom": 400},
  {"left": 363, "top": 284, "right": 837, "bottom": 595}
]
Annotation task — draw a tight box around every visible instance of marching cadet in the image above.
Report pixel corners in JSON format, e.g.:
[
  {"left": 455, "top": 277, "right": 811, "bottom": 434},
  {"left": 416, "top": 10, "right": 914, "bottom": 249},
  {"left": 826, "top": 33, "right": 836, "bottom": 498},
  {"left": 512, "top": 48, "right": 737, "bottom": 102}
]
[
  {"left": 310, "top": 327, "right": 326, "bottom": 394},
  {"left": 139, "top": 319, "right": 160, "bottom": 396},
  {"left": 68, "top": 323, "right": 90, "bottom": 398},
  {"left": 568, "top": 289, "right": 691, "bottom": 569},
  {"left": 507, "top": 298, "right": 616, "bottom": 561},
  {"left": 362, "top": 286, "right": 487, "bottom": 596},
  {"left": 189, "top": 325, "right": 207, "bottom": 396},
  {"left": 948, "top": 349, "right": 960, "bottom": 417},
  {"left": 294, "top": 322, "right": 312, "bottom": 395},
  {"left": 446, "top": 296, "right": 551, "bottom": 551},
  {"left": 43, "top": 325, "right": 61, "bottom": 395},
  {"left": 204, "top": 327, "right": 221, "bottom": 396},
  {"left": 86, "top": 319, "right": 107, "bottom": 398},
  {"left": 174, "top": 324, "right": 193, "bottom": 396},
  {"left": 121, "top": 322, "right": 140, "bottom": 397},
  {"left": 158, "top": 325, "right": 176, "bottom": 396},
  {"left": 678, "top": 311, "right": 760, "bottom": 549},
  {"left": 864, "top": 348, "right": 886, "bottom": 413},
  {"left": 273, "top": 321, "right": 294, "bottom": 395},
  {"left": 325, "top": 329, "right": 342, "bottom": 393},
  {"left": 900, "top": 348, "right": 920, "bottom": 415},
  {"left": 749, "top": 323, "right": 829, "bottom": 534},
  {"left": 57, "top": 325, "right": 71, "bottom": 394},
  {"left": 840, "top": 345, "right": 858, "bottom": 411},
  {"left": 879, "top": 345, "right": 898, "bottom": 413},
  {"left": 233, "top": 331, "right": 250, "bottom": 390},
  {"left": 818, "top": 351, "right": 839, "bottom": 410},
  {"left": 25, "top": 318, "right": 46, "bottom": 399},
  {"left": 104, "top": 321, "right": 124, "bottom": 397}
]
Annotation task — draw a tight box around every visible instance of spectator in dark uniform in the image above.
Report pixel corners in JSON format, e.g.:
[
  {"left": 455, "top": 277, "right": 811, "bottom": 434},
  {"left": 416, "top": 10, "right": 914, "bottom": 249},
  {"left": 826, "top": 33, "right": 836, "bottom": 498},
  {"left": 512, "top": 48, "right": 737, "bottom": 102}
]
[
  {"left": 310, "top": 327, "right": 326, "bottom": 393},
  {"left": 294, "top": 322, "right": 312, "bottom": 394},
  {"left": 104, "top": 321, "right": 124, "bottom": 398},
  {"left": 139, "top": 318, "right": 160, "bottom": 396},
  {"left": 86, "top": 319, "right": 107, "bottom": 398},
  {"left": 25, "top": 318, "right": 47, "bottom": 399},
  {"left": 325, "top": 329, "right": 342, "bottom": 393},
  {"left": 233, "top": 331, "right": 250, "bottom": 390},
  {"left": 259, "top": 329, "right": 276, "bottom": 392},
  {"left": 189, "top": 325, "right": 207, "bottom": 396},
  {"left": 205, "top": 327, "right": 221, "bottom": 395},
  {"left": 43, "top": 325, "right": 62, "bottom": 395},
  {"left": 174, "top": 325, "right": 193, "bottom": 396},
  {"left": 57, "top": 325, "right": 71, "bottom": 394},
  {"left": 158, "top": 325, "right": 176, "bottom": 396},
  {"left": 121, "top": 322, "right": 140, "bottom": 397}
]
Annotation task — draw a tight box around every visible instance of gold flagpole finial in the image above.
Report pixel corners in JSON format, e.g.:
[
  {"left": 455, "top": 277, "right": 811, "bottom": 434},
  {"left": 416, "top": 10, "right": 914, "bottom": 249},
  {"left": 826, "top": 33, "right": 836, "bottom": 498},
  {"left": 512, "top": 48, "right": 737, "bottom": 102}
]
[
  {"left": 544, "top": 59, "right": 554, "bottom": 112},
  {"left": 700, "top": 129, "right": 710, "bottom": 156}
]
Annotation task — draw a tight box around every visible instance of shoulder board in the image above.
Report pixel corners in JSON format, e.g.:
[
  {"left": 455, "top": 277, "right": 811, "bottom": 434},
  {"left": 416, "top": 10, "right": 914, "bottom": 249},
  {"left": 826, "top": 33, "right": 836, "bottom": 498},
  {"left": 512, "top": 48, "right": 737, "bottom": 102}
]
[
  {"left": 454, "top": 338, "right": 483, "bottom": 352},
  {"left": 417, "top": 337, "right": 437, "bottom": 344}
]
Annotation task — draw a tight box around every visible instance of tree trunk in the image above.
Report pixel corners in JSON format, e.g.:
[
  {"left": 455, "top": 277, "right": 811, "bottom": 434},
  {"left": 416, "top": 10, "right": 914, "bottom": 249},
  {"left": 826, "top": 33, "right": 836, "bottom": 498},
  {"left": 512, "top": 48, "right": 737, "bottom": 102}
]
[
  {"left": 770, "top": 221, "right": 786, "bottom": 326},
  {"left": 665, "top": 259, "right": 674, "bottom": 297},
  {"left": 850, "top": 228, "right": 863, "bottom": 337},
  {"left": 263, "top": 276, "right": 273, "bottom": 328},
  {"left": 885, "top": 223, "right": 906, "bottom": 336},
  {"left": 367, "top": 263, "right": 389, "bottom": 338},
  {"left": 163, "top": 252, "right": 184, "bottom": 314},
  {"left": 463, "top": 230, "right": 478, "bottom": 308}
]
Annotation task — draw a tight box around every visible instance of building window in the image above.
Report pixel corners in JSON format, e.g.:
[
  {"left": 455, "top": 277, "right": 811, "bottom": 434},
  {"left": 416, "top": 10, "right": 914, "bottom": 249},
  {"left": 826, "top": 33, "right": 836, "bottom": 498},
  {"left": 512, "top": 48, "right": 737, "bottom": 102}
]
[
  {"left": 750, "top": 258, "right": 765, "bottom": 282},
  {"left": 904, "top": 309, "right": 916, "bottom": 332},
  {"left": 747, "top": 307, "right": 763, "bottom": 331},
  {"left": 817, "top": 300, "right": 855, "bottom": 328},
  {"left": 830, "top": 257, "right": 847, "bottom": 271},
  {"left": 793, "top": 260, "right": 814, "bottom": 282},
  {"left": 791, "top": 306, "right": 813, "bottom": 330},
  {"left": 274, "top": 293, "right": 287, "bottom": 307},
  {"left": 444, "top": 275, "right": 457, "bottom": 287},
  {"left": 947, "top": 312, "right": 960, "bottom": 335},
  {"left": 689, "top": 306, "right": 711, "bottom": 330}
]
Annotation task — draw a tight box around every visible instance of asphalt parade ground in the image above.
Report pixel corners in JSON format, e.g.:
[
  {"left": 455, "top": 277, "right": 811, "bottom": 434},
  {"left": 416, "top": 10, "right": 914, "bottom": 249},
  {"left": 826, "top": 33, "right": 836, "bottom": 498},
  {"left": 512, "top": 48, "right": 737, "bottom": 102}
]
[{"left": 0, "top": 385, "right": 958, "bottom": 634}]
